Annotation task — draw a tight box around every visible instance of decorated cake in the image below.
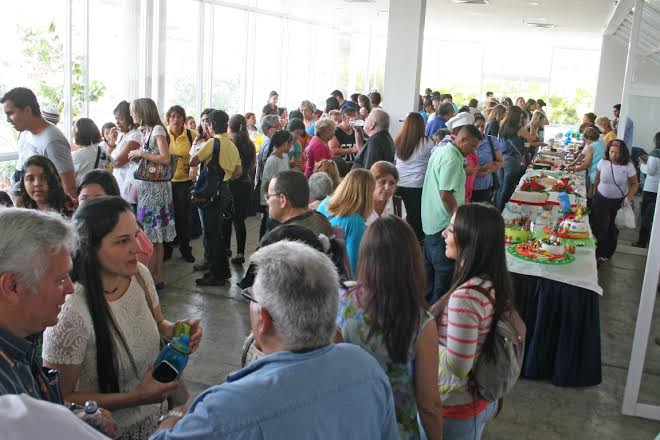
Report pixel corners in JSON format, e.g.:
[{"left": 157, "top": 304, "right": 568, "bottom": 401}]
[
  {"left": 547, "top": 191, "right": 577, "bottom": 206},
  {"left": 539, "top": 236, "right": 565, "bottom": 256},
  {"left": 504, "top": 216, "right": 533, "bottom": 243},
  {"left": 559, "top": 219, "right": 588, "bottom": 234},
  {"left": 510, "top": 177, "right": 548, "bottom": 205}
]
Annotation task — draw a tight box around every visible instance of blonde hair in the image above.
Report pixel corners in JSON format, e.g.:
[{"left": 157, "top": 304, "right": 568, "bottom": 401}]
[
  {"left": 299, "top": 100, "right": 316, "bottom": 113},
  {"left": 314, "top": 117, "right": 336, "bottom": 137},
  {"left": 326, "top": 168, "right": 375, "bottom": 219},
  {"left": 486, "top": 104, "right": 506, "bottom": 125},
  {"left": 530, "top": 110, "right": 548, "bottom": 127},
  {"left": 314, "top": 159, "right": 341, "bottom": 190},
  {"left": 596, "top": 116, "right": 611, "bottom": 129},
  {"left": 130, "top": 98, "right": 164, "bottom": 128}
]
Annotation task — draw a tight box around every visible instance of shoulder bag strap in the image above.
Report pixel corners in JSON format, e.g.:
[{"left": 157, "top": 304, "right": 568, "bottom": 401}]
[
  {"left": 186, "top": 128, "right": 193, "bottom": 145},
  {"left": 609, "top": 161, "right": 627, "bottom": 198},
  {"left": 94, "top": 145, "right": 102, "bottom": 169}
]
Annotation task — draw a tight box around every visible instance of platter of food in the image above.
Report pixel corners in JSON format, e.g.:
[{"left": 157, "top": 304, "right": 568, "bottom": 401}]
[{"left": 507, "top": 237, "right": 576, "bottom": 265}]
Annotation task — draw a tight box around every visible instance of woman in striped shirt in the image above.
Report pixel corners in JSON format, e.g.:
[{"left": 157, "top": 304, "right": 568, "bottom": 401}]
[{"left": 430, "top": 203, "right": 514, "bottom": 439}]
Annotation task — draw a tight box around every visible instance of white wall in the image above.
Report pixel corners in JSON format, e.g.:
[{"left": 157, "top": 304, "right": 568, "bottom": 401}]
[{"left": 594, "top": 35, "right": 627, "bottom": 117}]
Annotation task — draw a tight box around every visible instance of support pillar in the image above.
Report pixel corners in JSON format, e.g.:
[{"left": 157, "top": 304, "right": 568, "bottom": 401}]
[{"left": 382, "top": 0, "right": 426, "bottom": 136}]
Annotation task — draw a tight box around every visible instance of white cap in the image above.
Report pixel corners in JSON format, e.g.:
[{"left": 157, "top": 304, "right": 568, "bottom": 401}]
[
  {"left": 446, "top": 112, "right": 475, "bottom": 131},
  {"left": 41, "top": 106, "right": 60, "bottom": 124}
]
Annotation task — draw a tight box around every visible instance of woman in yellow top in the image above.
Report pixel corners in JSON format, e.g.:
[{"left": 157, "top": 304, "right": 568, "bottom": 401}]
[
  {"left": 596, "top": 116, "right": 617, "bottom": 145},
  {"left": 166, "top": 105, "right": 196, "bottom": 263}
]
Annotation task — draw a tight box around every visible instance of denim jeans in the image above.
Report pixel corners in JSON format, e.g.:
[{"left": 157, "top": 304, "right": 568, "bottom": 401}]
[
  {"left": 423, "top": 231, "right": 454, "bottom": 304},
  {"left": 443, "top": 400, "right": 498, "bottom": 440},
  {"left": 495, "top": 154, "right": 526, "bottom": 211}
]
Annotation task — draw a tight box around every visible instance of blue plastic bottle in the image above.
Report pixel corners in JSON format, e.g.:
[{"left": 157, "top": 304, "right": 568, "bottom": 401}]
[{"left": 153, "top": 334, "right": 192, "bottom": 383}]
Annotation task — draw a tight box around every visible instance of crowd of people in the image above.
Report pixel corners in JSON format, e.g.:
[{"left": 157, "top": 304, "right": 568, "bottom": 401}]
[{"left": 0, "top": 83, "right": 656, "bottom": 440}]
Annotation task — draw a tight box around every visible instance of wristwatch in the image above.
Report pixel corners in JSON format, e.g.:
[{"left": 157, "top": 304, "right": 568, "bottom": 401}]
[{"left": 157, "top": 410, "right": 184, "bottom": 426}]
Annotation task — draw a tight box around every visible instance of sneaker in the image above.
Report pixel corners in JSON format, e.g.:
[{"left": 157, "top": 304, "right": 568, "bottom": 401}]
[
  {"left": 181, "top": 254, "right": 196, "bottom": 263},
  {"left": 196, "top": 275, "right": 226, "bottom": 286},
  {"left": 193, "top": 262, "right": 209, "bottom": 272},
  {"left": 231, "top": 254, "right": 245, "bottom": 265}
]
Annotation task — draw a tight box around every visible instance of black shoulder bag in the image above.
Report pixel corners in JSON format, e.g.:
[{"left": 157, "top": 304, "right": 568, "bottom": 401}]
[{"left": 191, "top": 138, "right": 225, "bottom": 208}]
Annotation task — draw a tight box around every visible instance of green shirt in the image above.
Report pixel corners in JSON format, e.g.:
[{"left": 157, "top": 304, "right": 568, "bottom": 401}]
[{"left": 421, "top": 142, "right": 466, "bottom": 235}]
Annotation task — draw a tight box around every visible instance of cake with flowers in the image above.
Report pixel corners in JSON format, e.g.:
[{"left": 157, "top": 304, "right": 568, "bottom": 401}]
[
  {"left": 504, "top": 216, "right": 533, "bottom": 243},
  {"left": 510, "top": 177, "right": 548, "bottom": 205}
]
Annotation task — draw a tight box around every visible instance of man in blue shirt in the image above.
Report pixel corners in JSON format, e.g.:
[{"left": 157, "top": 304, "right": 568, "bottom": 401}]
[
  {"left": 425, "top": 102, "right": 455, "bottom": 138},
  {"left": 151, "top": 241, "right": 399, "bottom": 440},
  {"left": 612, "top": 104, "right": 634, "bottom": 148}
]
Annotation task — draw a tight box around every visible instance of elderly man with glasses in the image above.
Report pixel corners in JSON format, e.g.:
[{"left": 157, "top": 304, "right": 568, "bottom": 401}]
[{"left": 151, "top": 241, "right": 399, "bottom": 439}]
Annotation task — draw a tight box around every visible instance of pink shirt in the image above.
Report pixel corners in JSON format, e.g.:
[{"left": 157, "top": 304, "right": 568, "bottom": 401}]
[
  {"left": 304, "top": 136, "right": 333, "bottom": 177},
  {"left": 465, "top": 153, "right": 478, "bottom": 203}
]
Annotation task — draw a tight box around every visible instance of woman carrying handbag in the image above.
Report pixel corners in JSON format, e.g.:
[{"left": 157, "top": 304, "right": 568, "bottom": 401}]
[{"left": 127, "top": 98, "right": 177, "bottom": 289}]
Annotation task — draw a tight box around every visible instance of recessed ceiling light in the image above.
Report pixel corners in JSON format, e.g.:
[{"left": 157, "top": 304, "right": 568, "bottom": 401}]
[
  {"left": 525, "top": 21, "right": 555, "bottom": 29},
  {"left": 529, "top": 2, "right": 541, "bottom": 6}
]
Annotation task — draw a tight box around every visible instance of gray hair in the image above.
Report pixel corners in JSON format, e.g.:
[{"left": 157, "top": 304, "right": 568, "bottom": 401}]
[
  {"left": 0, "top": 208, "right": 78, "bottom": 288},
  {"left": 308, "top": 172, "right": 333, "bottom": 201},
  {"left": 251, "top": 241, "right": 339, "bottom": 351},
  {"left": 370, "top": 108, "right": 390, "bottom": 131},
  {"left": 261, "top": 114, "right": 280, "bottom": 134},
  {"left": 314, "top": 117, "right": 336, "bottom": 137}
]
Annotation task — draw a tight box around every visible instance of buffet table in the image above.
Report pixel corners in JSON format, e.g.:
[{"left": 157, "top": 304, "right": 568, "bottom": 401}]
[{"left": 503, "top": 169, "right": 602, "bottom": 387}]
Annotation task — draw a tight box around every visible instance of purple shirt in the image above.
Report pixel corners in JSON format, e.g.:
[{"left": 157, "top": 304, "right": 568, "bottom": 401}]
[{"left": 304, "top": 136, "right": 333, "bottom": 177}]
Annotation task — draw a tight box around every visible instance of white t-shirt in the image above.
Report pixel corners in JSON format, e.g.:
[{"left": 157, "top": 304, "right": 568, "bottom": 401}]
[
  {"left": 260, "top": 154, "right": 290, "bottom": 206},
  {"left": 111, "top": 128, "right": 142, "bottom": 202},
  {"left": 596, "top": 159, "right": 636, "bottom": 199},
  {"left": 16, "top": 124, "right": 74, "bottom": 173},
  {"left": 395, "top": 137, "right": 435, "bottom": 188},
  {"left": 72, "top": 144, "right": 114, "bottom": 185},
  {"left": 641, "top": 155, "right": 659, "bottom": 194},
  {"left": 43, "top": 264, "right": 163, "bottom": 438},
  {"left": 366, "top": 196, "right": 407, "bottom": 225},
  {"left": 0, "top": 394, "right": 109, "bottom": 440}
]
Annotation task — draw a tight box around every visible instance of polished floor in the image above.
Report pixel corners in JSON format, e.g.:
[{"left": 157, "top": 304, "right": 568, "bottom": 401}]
[{"left": 158, "top": 216, "right": 660, "bottom": 439}]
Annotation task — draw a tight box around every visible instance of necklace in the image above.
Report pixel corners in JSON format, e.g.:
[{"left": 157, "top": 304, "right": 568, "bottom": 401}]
[{"left": 103, "top": 285, "right": 119, "bottom": 295}]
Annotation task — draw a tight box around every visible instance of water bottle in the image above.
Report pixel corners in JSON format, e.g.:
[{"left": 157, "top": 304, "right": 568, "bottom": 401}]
[
  {"left": 153, "top": 325, "right": 192, "bottom": 383},
  {"left": 80, "top": 400, "right": 112, "bottom": 436}
]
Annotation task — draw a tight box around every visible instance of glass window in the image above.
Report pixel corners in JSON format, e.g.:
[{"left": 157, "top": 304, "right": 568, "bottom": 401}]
[
  {"left": 309, "top": 24, "right": 338, "bottom": 107},
  {"left": 162, "top": 0, "right": 201, "bottom": 117},
  {"left": 251, "top": 13, "right": 283, "bottom": 114},
  {"left": 283, "top": 20, "right": 311, "bottom": 112},
  {"left": 0, "top": 0, "right": 66, "bottom": 159},
  {"left": 211, "top": 6, "right": 248, "bottom": 115},
  {"left": 88, "top": 0, "right": 141, "bottom": 125}
]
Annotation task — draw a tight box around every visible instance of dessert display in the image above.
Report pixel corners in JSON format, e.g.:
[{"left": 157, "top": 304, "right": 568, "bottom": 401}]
[
  {"left": 504, "top": 216, "right": 533, "bottom": 244},
  {"left": 508, "top": 237, "right": 575, "bottom": 265},
  {"left": 539, "top": 236, "right": 565, "bottom": 256},
  {"left": 544, "top": 204, "right": 590, "bottom": 239},
  {"left": 510, "top": 177, "right": 548, "bottom": 205}
]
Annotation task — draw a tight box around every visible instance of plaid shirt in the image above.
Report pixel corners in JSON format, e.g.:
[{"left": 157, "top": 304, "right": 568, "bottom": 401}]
[{"left": 0, "top": 326, "right": 63, "bottom": 404}]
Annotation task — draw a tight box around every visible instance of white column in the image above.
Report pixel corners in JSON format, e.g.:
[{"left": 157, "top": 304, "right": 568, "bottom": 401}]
[
  {"left": 594, "top": 35, "right": 628, "bottom": 117},
  {"left": 619, "top": 0, "right": 643, "bottom": 147},
  {"left": 382, "top": 0, "right": 426, "bottom": 136},
  {"left": 64, "top": 0, "right": 73, "bottom": 138}
]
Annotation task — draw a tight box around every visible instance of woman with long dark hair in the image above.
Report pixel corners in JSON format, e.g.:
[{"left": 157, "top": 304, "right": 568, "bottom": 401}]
[
  {"left": 431, "top": 203, "right": 515, "bottom": 439},
  {"left": 590, "top": 139, "right": 638, "bottom": 264},
  {"left": 20, "top": 155, "right": 75, "bottom": 216},
  {"left": 226, "top": 114, "right": 257, "bottom": 264},
  {"left": 337, "top": 216, "right": 443, "bottom": 439},
  {"left": 394, "top": 112, "right": 434, "bottom": 241},
  {"left": 43, "top": 196, "right": 202, "bottom": 440},
  {"left": 494, "top": 106, "right": 537, "bottom": 210}
]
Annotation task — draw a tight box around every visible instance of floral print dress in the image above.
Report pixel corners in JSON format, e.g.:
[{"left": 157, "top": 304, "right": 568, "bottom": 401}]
[
  {"left": 337, "top": 287, "right": 434, "bottom": 439},
  {"left": 137, "top": 125, "right": 176, "bottom": 243}
]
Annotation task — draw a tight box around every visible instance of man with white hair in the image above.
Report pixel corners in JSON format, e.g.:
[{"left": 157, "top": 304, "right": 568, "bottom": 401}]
[
  {"left": 0, "top": 208, "right": 77, "bottom": 400},
  {"left": 151, "top": 241, "right": 399, "bottom": 439},
  {"left": 0, "top": 208, "right": 117, "bottom": 437},
  {"left": 352, "top": 108, "right": 395, "bottom": 170}
]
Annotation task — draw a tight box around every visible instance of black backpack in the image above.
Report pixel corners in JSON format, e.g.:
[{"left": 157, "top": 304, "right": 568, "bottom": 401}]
[{"left": 191, "top": 138, "right": 225, "bottom": 208}]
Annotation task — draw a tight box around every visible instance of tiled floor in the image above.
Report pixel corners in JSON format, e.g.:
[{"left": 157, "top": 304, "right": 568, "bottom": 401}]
[{"left": 158, "top": 216, "right": 660, "bottom": 439}]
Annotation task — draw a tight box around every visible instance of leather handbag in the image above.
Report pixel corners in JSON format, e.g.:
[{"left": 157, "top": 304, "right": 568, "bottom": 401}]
[{"left": 134, "top": 125, "right": 179, "bottom": 182}]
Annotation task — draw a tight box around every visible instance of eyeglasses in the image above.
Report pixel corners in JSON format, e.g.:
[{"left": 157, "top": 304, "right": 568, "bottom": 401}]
[
  {"left": 264, "top": 192, "right": 283, "bottom": 202},
  {"left": 241, "top": 287, "right": 258, "bottom": 303}
]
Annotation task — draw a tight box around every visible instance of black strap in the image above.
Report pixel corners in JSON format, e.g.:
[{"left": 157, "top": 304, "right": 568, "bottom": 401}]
[
  {"left": 209, "top": 138, "right": 221, "bottom": 169},
  {"left": 609, "top": 161, "right": 626, "bottom": 198},
  {"left": 94, "top": 146, "right": 102, "bottom": 169}
]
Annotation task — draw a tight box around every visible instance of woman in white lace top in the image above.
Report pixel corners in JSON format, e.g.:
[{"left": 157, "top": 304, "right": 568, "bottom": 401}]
[{"left": 43, "top": 196, "right": 202, "bottom": 440}]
